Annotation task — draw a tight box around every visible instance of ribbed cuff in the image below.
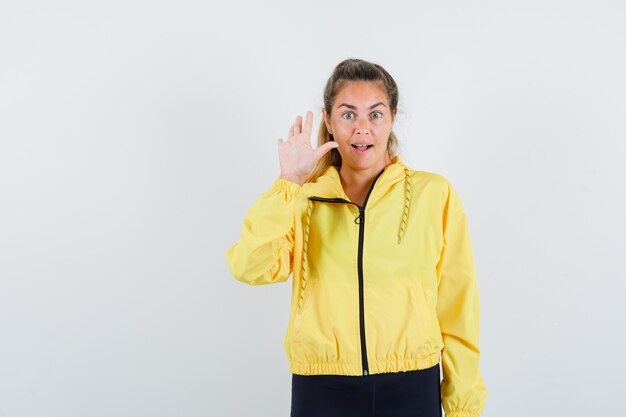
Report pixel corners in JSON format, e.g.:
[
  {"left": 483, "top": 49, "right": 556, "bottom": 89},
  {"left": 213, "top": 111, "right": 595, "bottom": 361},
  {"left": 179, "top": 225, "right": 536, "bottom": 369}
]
[
  {"left": 272, "top": 178, "right": 302, "bottom": 196},
  {"left": 445, "top": 411, "right": 479, "bottom": 417}
]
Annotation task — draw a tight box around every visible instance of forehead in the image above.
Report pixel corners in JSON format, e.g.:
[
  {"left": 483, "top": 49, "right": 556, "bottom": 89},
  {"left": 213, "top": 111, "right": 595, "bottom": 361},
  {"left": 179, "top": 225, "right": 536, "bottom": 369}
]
[{"left": 334, "top": 81, "right": 388, "bottom": 107}]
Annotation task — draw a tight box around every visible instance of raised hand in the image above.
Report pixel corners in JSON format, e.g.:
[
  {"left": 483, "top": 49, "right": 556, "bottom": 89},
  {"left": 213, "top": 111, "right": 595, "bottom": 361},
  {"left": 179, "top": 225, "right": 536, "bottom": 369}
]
[{"left": 277, "top": 111, "right": 339, "bottom": 186}]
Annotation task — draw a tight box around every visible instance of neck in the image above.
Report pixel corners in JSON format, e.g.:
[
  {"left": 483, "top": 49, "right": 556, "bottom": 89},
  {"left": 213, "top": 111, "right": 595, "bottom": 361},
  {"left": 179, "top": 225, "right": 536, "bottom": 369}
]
[{"left": 338, "top": 153, "right": 393, "bottom": 192}]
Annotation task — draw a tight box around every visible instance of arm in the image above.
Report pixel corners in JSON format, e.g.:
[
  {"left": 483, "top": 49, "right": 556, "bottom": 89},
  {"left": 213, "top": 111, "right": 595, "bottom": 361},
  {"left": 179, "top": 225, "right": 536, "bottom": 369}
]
[
  {"left": 227, "top": 110, "right": 336, "bottom": 285},
  {"left": 225, "top": 178, "right": 304, "bottom": 286},
  {"left": 436, "top": 182, "right": 487, "bottom": 417}
]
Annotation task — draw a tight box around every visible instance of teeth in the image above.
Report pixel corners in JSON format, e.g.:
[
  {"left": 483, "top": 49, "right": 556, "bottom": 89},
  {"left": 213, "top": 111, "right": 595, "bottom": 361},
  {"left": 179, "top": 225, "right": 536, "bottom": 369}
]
[{"left": 353, "top": 144, "right": 371, "bottom": 148}]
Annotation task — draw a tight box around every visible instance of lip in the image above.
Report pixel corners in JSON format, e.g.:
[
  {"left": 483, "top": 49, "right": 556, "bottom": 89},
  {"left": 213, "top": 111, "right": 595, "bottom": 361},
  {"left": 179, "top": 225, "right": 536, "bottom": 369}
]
[{"left": 351, "top": 144, "right": 373, "bottom": 154}]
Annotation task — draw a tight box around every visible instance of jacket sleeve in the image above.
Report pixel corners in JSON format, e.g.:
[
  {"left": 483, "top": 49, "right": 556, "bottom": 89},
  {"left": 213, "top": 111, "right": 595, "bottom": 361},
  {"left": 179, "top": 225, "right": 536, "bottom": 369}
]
[
  {"left": 435, "top": 181, "right": 487, "bottom": 417},
  {"left": 225, "top": 178, "right": 304, "bottom": 286}
]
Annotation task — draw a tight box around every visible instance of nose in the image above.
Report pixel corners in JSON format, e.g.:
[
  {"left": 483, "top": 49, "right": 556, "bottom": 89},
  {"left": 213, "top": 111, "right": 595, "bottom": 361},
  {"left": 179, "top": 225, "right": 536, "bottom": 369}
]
[{"left": 356, "top": 117, "right": 370, "bottom": 135}]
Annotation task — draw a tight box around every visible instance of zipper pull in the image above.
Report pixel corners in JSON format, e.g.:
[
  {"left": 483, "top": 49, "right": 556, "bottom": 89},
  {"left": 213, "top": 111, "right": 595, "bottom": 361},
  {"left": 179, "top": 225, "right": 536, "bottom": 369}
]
[{"left": 355, "top": 207, "right": 364, "bottom": 224}]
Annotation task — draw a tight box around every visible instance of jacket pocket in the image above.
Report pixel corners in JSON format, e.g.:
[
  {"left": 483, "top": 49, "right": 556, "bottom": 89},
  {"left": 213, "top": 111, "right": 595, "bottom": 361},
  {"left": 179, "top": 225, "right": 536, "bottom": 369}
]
[
  {"left": 408, "top": 281, "right": 429, "bottom": 333},
  {"left": 409, "top": 280, "right": 444, "bottom": 351}
]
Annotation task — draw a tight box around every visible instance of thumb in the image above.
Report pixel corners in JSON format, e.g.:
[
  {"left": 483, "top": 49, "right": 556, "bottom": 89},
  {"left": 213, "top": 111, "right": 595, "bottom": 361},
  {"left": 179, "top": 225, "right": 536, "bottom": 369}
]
[{"left": 314, "top": 141, "right": 339, "bottom": 159}]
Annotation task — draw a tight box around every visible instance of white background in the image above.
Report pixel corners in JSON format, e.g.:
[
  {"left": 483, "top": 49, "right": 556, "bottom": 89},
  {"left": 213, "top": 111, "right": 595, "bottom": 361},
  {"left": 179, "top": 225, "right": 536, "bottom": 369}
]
[{"left": 1, "top": 1, "right": 625, "bottom": 416}]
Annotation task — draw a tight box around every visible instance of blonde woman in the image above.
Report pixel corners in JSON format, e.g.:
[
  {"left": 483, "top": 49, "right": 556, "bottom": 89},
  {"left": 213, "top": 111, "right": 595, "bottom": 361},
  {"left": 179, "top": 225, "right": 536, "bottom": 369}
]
[{"left": 226, "top": 58, "right": 487, "bottom": 417}]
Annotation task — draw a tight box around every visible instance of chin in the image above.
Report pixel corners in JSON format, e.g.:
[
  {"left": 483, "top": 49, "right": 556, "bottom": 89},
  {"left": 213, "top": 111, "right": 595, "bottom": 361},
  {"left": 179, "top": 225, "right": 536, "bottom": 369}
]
[{"left": 346, "top": 158, "right": 382, "bottom": 170}]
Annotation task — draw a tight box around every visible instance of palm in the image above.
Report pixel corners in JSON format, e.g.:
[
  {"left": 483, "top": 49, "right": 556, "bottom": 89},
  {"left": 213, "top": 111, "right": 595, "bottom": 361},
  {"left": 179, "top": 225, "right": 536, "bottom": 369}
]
[{"left": 277, "top": 111, "right": 337, "bottom": 184}]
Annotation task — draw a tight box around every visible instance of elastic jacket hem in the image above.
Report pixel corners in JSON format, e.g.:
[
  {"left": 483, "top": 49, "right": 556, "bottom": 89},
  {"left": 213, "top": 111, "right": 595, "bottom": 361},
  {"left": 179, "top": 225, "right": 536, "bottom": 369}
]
[{"left": 289, "top": 351, "right": 440, "bottom": 376}]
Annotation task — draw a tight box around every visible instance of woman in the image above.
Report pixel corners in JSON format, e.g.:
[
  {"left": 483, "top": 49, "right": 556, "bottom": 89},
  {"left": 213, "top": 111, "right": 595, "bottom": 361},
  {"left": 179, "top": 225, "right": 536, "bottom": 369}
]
[{"left": 226, "top": 58, "right": 487, "bottom": 417}]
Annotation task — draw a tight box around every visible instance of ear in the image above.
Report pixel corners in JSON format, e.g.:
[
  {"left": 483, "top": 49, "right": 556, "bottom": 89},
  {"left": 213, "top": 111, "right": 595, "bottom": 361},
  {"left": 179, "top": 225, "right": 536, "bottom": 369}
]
[{"left": 322, "top": 108, "right": 333, "bottom": 135}]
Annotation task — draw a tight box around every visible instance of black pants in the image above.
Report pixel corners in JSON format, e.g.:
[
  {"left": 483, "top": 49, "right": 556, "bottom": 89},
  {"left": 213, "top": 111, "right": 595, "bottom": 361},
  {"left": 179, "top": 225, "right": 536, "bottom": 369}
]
[{"left": 291, "top": 363, "right": 442, "bottom": 417}]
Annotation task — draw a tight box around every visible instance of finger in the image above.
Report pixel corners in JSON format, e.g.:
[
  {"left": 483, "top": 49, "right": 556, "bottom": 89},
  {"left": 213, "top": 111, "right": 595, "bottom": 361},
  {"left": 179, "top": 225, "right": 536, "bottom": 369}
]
[
  {"left": 295, "top": 115, "right": 302, "bottom": 135},
  {"left": 313, "top": 140, "right": 339, "bottom": 160},
  {"left": 288, "top": 124, "right": 294, "bottom": 138},
  {"left": 302, "top": 111, "right": 313, "bottom": 135}
]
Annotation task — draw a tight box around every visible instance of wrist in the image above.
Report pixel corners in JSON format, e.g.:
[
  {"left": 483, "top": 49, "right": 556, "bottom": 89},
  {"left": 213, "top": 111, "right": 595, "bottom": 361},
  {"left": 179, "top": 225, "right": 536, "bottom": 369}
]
[{"left": 279, "top": 172, "right": 306, "bottom": 186}]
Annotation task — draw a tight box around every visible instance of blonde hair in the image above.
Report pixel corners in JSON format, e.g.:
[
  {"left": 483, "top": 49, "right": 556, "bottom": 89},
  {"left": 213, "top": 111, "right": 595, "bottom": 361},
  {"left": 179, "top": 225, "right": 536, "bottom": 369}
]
[{"left": 306, "top": 58, "right": 400, "bottom": 183}]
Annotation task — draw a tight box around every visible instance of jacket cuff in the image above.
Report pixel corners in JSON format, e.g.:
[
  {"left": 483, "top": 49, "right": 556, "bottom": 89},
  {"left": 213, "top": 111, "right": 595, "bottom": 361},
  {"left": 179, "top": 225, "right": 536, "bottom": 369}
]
[
  {"left": 446, "top": 411, "right": 479, "bottom": 417},
  {"left": 272, "top": 178, "right": 303, "bottom": 196}
]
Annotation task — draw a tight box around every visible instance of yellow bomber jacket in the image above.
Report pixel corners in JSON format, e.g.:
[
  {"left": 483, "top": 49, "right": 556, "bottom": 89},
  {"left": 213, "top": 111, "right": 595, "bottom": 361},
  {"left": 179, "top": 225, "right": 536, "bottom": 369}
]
[{"left": 225, "top": 156, "right": 487, "bottom": 417}]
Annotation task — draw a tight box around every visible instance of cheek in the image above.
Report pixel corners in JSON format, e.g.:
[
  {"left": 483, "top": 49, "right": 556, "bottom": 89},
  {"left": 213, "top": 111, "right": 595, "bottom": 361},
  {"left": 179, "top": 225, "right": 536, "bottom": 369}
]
[
  {"left": 332, "top": 124, "right": 352, "bottom": 139},
  {"left": 373, "top": 124, "right": 392, "bottom": 138}
]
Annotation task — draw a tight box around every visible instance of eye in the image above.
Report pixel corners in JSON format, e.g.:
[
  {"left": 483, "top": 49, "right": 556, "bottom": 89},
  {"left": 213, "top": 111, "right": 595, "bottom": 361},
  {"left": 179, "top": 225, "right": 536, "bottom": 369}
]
[
  {"left": 341, "top": 112, "right": 355, "bottom": 120},
  {"left": 371, "top": 111, "right": 383, "bottom": 119}
]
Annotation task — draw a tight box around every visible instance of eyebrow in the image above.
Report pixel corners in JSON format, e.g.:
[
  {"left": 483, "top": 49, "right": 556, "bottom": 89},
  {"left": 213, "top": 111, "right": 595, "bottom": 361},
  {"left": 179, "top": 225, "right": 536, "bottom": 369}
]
[{"left": 337, "top": 102, "right": 387, "bottom": 110}]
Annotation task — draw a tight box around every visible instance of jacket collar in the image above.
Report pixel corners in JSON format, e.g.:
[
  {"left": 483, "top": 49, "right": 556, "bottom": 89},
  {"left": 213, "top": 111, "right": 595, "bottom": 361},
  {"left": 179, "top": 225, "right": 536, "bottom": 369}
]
[{"left": 303, "top": 155, "right": 412, "bottom": 205}]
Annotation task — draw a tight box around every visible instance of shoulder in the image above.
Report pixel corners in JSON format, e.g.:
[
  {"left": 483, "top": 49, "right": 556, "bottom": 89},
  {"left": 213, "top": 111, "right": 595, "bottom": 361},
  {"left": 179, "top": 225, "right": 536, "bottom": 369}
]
[
  {"left": 409, "top": 169, "right": 449, "bottom": 185},
  {"left": 404, "top": 166, "right": 453, "bottom": 193},
  {"left": 402, "top": 166, "right": 465, "bottom": 209}
]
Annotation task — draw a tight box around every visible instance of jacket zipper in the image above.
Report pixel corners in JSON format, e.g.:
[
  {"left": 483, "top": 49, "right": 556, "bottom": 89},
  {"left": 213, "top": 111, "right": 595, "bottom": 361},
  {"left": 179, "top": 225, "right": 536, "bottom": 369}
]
[{"left": 308, "top": 168, "right": 385, "bottom": 376}]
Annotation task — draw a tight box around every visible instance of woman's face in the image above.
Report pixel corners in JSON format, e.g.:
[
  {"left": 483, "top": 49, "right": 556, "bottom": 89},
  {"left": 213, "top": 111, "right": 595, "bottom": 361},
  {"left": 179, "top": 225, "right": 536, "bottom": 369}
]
[{"left": 322, "top": 81, "right": 395, "bottom": 176}]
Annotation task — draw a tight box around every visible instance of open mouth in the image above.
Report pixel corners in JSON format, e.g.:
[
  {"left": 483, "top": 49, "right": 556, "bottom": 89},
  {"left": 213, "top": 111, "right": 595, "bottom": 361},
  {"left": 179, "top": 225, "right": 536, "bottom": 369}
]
[{"left": 351, "top": 144, "right": 373, "bottom": 150}]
